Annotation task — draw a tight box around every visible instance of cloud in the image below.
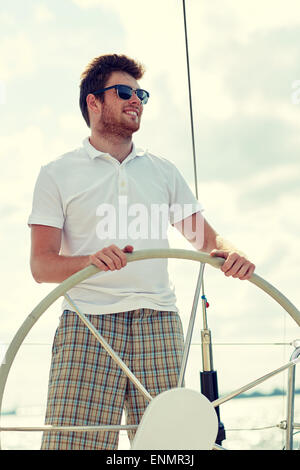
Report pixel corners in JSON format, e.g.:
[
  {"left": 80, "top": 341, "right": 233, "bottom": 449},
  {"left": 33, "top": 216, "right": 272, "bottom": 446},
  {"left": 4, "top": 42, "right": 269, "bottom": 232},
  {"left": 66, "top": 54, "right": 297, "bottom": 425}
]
[
  {"left": 72, "top": 0, "right": 104, "bottom": 6},
  {"left": 186, "top": 0, "right": 300, "bottom": 49},
  {"left": 58, "top": 112, "right": 88, "bottom": 136},
  {"left": 0, "top": 33, "right": 36, "bottom": 80},
  {"left": 33, "top": 4, "right": 54, "bottom": 23},
  {"left": 0, "top": 12, "right": 16, "bottom": 28},
  {"left": 219, "top": 0, "right": 300, "bottom": 38},
  {"left": 166, "top": 159, "right": 300, "bottom": 346},
  {"left": 0, "top": 124, "right": 86, "bottom": 209},
  {"left": 68, "top": 0, "right": 300, "bottom": 189},
  {"left": 0, "top": 80, "right": 6, "bottom": 104},
  {"left": 70, "top": 0, "right": 188, "bottom": 101}
]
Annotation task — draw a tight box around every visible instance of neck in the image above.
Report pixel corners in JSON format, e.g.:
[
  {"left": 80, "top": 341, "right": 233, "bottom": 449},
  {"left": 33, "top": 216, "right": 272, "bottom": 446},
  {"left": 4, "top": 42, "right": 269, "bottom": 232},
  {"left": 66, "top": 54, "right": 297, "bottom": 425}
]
[{"left": 89, "top": 130, "right": 133, "bottom": 163}]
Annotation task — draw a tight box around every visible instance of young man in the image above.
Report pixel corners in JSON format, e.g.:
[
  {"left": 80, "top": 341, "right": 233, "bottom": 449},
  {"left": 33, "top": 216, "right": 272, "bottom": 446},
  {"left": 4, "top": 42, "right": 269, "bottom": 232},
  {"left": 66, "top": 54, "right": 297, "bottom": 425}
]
[{"left": 28, "top": 54, "right": 255, "bottom": 450}]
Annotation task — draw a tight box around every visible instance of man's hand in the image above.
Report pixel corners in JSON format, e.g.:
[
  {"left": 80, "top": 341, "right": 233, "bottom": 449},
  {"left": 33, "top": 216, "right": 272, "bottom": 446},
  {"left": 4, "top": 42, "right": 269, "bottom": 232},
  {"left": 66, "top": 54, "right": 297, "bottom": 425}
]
[
  {"left": 89, "top": 245, "right": 134, "bottom": 272},
  {"left": 30, "top": 225, "right": 134, "bottom": 283},
  {"left": 173, "top": 215, "right": 256, "bottom": 281},
  {"left": 210, "top": 249, "right": 255, "bottom": 280}
]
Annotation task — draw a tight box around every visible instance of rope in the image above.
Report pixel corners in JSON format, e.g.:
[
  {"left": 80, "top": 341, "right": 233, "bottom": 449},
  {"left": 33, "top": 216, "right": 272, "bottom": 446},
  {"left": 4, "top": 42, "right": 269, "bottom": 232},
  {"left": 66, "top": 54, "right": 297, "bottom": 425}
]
[{"left": 182, "top": 0, "right": 199, "bottom": 199}]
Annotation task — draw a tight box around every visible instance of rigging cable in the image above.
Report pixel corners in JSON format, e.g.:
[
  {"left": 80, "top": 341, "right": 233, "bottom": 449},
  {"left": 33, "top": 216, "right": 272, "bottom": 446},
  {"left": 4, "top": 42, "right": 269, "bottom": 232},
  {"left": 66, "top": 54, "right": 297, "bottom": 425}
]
[{"left": 182, "top": 0, "right": 199, "bottom": 200}]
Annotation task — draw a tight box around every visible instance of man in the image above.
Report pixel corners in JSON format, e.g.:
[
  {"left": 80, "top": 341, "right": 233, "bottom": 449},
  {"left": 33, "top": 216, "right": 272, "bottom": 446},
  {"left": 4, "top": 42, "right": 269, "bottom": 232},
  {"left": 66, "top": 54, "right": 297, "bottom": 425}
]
[{"left": 28, "top": 54, "right": 255, "bottom": 450}]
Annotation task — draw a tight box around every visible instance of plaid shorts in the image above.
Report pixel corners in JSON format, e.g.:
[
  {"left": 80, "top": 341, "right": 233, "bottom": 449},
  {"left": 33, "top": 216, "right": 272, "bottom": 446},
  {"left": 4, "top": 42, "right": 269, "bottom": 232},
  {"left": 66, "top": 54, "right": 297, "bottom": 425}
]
[{"left": 41, "top": 308, "right": 184, "bottom": 450}]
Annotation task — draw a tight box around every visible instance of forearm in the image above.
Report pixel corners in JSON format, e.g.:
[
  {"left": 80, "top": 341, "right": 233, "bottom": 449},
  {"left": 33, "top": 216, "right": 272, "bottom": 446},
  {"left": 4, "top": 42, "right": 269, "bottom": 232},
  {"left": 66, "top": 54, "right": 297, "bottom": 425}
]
[
  {"left": 194, "top": 217, "right": 247, "bottom": 257},
  {"left": 31, "top": 252, "right": 91, "bottom": 283},
  {"left": 203, "top": 233, "right": 247, "bottom": 258},
  {"left": 175, "top": 213, "right": 247, "bottom": 257},
  {"left": 179, "top": 214, "right": 255, "bottom": 279}
]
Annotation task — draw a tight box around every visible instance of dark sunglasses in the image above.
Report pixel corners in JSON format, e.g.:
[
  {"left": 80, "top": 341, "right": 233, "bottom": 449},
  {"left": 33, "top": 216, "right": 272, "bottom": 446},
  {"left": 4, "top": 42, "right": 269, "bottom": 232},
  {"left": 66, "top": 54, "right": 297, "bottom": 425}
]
[{"left": 93, "top": 84, "right": 150, "bottom": 104}]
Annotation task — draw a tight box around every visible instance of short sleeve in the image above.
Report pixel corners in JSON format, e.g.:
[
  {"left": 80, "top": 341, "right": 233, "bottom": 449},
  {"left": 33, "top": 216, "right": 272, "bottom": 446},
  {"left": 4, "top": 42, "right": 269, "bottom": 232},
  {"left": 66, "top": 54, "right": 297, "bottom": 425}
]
[
  {"left": 168, "top": 165, "right": 204, "bottom": 224},
  {"left": 27, "top": 166, "right": 64, "bottom": 229}
]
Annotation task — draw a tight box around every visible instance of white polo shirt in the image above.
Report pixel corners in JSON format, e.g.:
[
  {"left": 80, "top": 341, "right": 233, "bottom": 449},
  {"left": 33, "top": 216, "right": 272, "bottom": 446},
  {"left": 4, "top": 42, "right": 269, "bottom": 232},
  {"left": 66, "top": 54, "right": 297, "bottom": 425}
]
[{"left": 28, "top": 137, "right": 203, "bottom": 314}]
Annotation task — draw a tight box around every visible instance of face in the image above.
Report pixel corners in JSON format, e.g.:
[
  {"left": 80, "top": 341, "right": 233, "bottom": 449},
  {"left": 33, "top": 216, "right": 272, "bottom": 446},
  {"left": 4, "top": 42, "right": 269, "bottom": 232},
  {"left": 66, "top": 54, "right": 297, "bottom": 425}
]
[{"left": 92, "top": 71, "right": 144, "bottom": 138}]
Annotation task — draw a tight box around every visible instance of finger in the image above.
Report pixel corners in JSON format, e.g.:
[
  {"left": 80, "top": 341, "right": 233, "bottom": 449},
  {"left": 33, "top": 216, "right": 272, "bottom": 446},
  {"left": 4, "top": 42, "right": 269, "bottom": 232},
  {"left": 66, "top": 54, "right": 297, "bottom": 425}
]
[
  {"left": 210, "top": 249, "right": 228, "bottom": 258},
  {"left": 97, "top": 253, "right": 118, "bottom": 270},
  {"left": 230, "top": 261, "right": 255, "bottom": 280},
  {"left": 94, "top": 247, "right": 120, "bottom": 270},
  {"left": 103, "top": 248, "right": 128, "bottom": 270},
  {"left": 123, "top": 245, "right": 134, "bottom": 253},
  {"left": 239, "top": 263, "right": 256, "bottom": 280},
  {"left": 110, "top": 246, "right": 128, "bottom": 268},
  {"left": 89, "top": 255, "right": 110, "bottom": 271},
  {"left": 231, "top": 262, "right": 250, "bottom": 278},
  {"left": 225, "top": 258, "right": 248, "bottom": 277},
  {"left": 210, "top": 250, "right": 241, "bottom": 273},
  {"left": 105, "top": 245, "right": 128, "bottom": 269},
  {"left": 221, "top": 253, "right": 240, "bottom": 274}
]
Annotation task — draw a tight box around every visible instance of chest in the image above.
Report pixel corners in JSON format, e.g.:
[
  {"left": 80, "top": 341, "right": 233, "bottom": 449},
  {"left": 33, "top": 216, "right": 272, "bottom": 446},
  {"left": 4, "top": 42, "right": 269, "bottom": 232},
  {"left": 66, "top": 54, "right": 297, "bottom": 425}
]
[{"left": 61, "top": 159, "right": 171, "bottom": 221}]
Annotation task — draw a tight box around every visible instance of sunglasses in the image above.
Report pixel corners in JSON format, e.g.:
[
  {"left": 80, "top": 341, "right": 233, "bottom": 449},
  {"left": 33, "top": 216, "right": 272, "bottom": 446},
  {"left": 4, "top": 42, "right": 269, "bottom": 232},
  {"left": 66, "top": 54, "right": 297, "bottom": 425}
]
[{"left": 93, "top": 84, "right": 150, "bottom": 104}]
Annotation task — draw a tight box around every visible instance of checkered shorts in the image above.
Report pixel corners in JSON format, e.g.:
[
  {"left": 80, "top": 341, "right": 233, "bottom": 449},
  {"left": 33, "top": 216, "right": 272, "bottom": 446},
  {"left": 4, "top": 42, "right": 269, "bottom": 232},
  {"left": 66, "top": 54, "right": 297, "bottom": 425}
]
[{"left": 41, "top": 309, "right": 184, "bottom": 450}]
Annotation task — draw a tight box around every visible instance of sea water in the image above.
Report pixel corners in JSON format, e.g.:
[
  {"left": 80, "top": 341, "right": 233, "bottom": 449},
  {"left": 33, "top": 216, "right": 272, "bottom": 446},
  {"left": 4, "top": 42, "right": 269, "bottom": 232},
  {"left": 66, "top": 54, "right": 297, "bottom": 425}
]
[{"left": 1, "top": 395, "right": 299, "bottom": 450}]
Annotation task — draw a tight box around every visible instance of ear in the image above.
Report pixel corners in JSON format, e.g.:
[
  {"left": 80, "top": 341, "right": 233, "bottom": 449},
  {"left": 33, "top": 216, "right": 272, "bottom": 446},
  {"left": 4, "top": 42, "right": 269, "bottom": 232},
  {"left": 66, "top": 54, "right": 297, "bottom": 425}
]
[{"left": 86, "top": 93, "right": 102, "bottom": 116}]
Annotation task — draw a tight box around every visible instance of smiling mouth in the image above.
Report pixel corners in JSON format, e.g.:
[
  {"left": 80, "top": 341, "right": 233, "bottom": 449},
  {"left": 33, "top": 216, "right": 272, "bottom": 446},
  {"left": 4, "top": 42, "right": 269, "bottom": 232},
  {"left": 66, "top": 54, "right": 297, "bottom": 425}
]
[
  {"left": 124, "top": 110, "right": 139, "bottom": 118},
  {"left": 123, "top": 110, "right": 140, "bottom": 124}
]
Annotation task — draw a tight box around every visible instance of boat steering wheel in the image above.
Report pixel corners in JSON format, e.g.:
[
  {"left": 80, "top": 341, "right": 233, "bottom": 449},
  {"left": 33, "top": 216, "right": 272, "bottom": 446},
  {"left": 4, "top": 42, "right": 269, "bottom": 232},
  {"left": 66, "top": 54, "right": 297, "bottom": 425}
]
[{"left": 0, "top": 249, "right": 299, "bottom": 450}]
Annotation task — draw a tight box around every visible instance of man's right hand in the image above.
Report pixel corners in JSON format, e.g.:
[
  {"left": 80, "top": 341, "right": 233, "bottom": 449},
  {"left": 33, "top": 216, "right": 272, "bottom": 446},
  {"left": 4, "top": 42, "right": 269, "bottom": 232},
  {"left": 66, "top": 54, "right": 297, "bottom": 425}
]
[
  {"left": 89, "top": 245, "right": 134, "bottom": 272},
  {"left": 30, "top": 225, "right": 134, "bottom": 283}
]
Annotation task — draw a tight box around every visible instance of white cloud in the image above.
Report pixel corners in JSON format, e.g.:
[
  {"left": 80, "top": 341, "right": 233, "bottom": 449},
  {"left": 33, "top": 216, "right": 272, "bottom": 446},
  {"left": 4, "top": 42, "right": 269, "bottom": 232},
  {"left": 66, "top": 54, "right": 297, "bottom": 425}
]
[
  {"left": 191, "top": 72, "right": 236, "bottom": 120},
  {"left": 222, "top": 0, "right": 300, "bottom": 38},
  {"left": 0, "top": 12, "right": 16, "bottom": 27},
  {"left": 0, "top": 80, "right": 6, "bottom": 104},
  {"left": 70, "top": 0, "right": 189, "bottom": 104},
  {"left": 70, "top": 0, "right": 300, "bottom": 124},
  {"left": 186, "top": 0, "right": 300, "bottom": 47},
  {"left": 0, "top": 34, "right": 36, "bottom": 80},
  {"left": 58, "top": 112, "right": 88, "bottom": 136},
  {"left": 246, "top": 98, "right": 300, "bottom": 133},
  {"left": 72, "top": 0, "right": 103, "bottom": 6},
  {"left": 0, "top": 125, "right": 85, "bottom": 206},
  {"left": 33, "top": 4, "right": 54, "bottom": 23}
]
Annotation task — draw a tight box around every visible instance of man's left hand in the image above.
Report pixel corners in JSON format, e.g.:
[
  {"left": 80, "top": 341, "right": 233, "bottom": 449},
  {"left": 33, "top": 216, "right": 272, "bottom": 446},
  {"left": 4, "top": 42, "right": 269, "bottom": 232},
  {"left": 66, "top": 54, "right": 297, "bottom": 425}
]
[{"left": 210, "top": 250, "right": 255, "bottom": 280}]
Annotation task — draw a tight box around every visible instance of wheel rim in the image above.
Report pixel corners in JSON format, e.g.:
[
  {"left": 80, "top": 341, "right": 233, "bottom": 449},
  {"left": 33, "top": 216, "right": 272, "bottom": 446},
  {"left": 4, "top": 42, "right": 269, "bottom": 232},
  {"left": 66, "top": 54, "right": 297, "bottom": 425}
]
[{"left": 0, "top": 248, "right": 299, "bottom": 449}]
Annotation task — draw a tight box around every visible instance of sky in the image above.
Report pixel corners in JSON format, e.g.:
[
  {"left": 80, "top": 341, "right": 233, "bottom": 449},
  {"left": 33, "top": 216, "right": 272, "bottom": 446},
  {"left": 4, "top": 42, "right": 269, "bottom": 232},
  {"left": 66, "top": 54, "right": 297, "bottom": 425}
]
[{"left": 1, "top": 0, "right": 300, "bottom": 428}]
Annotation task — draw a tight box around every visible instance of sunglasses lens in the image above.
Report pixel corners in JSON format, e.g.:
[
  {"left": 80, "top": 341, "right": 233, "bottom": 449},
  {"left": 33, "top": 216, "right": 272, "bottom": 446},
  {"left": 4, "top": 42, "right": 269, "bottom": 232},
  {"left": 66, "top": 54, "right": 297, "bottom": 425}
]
[
  {"left": 117, "top": 85, "right": 132, "bottom": 100},
  {"left": 116, "top": 85, "right": 149, "bottom": 104},
  {"left": 137, "top": 90, "right": 149, "bottom": 104}
]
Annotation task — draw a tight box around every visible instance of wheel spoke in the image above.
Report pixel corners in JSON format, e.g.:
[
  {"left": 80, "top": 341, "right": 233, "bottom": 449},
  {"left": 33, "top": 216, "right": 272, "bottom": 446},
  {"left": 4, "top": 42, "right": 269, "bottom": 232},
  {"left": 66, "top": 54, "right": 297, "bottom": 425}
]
[
  {"left": 212, "top": 359, "right": 298, "bottom": 408},
  {"left": 177, "top": 263, "right": 205, "bottom": 387},
  {"left": 64, "top": 293, "right": 153, "bottom": 403}
]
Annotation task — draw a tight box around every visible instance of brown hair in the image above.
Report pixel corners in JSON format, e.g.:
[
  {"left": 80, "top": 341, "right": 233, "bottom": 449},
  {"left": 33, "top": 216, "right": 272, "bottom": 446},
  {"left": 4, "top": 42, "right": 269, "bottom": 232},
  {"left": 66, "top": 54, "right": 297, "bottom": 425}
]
[{"left": 79, "top": 54, "right": 145, "bottom": 127}]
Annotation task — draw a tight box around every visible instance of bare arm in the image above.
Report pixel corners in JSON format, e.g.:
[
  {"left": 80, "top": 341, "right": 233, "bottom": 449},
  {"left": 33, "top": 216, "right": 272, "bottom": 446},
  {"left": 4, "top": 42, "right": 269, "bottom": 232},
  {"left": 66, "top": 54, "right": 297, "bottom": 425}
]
[
  {"left": 30, "top": 225, "right": 132, "bottom": 283},
  {"left": 173, "top": 212, "right": 255, "bottom": 280}
]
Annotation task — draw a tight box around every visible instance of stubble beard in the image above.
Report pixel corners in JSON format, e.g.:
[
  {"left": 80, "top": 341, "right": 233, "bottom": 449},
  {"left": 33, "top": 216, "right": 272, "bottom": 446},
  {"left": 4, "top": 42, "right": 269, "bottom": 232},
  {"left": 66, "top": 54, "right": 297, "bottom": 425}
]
[{"left": 99, "top": 104, "right": 140, "bottom": 140}]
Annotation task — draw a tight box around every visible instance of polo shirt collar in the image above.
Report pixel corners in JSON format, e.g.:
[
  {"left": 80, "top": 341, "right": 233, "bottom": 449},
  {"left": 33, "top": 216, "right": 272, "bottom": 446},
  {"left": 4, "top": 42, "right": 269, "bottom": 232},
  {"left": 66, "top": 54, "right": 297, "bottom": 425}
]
[{"left": 83, "top": 137, "right": 146, "bottom": 162}]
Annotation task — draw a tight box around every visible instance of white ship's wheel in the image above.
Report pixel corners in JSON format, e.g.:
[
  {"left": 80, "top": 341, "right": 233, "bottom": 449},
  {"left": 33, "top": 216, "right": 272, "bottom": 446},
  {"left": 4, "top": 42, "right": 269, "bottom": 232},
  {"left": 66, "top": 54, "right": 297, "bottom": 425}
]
[{"left": 0, "top": 249, "right": 299, "bottom": 450}]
